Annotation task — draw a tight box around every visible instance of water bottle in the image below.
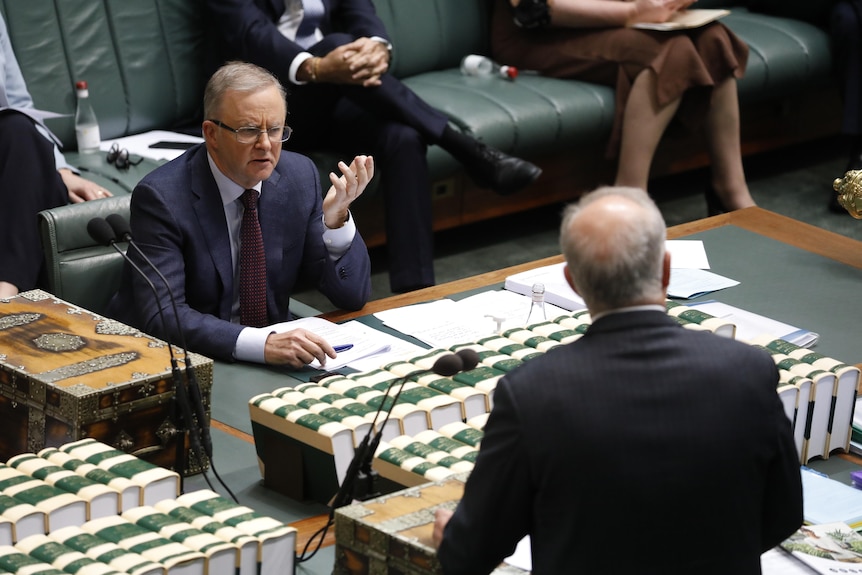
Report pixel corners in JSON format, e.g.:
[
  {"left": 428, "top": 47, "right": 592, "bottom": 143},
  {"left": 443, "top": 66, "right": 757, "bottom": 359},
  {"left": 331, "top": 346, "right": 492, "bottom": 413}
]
[
  {"left": 460, "top": 54, "right": 518, "bottom": 80},
  {"left": 74, "top": 80, "right": 101, "bottom": 154},
  {"left": 525, "top": 282, "right": 547, "bottom": 324}
]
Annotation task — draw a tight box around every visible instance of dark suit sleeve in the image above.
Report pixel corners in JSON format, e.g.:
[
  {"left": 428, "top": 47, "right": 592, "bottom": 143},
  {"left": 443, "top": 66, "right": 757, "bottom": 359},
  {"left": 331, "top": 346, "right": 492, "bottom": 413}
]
[
  {"left": 127, "top": 181, "right": 244, "bottom": 362},
  {"left": 206, "top": 0, "right": 389, "bottom": 82},
  {"left": 759, "top": 362, "right": 804, "bottom": 550},
  {"left": 437, "top": 380, "right": 533, "bottom": 575}
]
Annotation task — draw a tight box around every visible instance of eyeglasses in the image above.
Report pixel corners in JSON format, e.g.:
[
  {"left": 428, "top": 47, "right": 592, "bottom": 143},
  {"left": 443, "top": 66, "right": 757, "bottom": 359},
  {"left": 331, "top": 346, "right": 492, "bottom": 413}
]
[
  {"left": 106, "top": 143, "right": 143, "bottom": 170},
  {"left": 207, "top": 119, "right": 292, "bottom": 144}
]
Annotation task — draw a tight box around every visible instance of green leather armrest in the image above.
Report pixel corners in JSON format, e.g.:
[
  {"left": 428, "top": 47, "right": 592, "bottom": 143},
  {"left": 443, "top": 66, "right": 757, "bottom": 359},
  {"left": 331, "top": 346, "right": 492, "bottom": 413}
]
[{"left": 38, "top": 195, "right": 132, "bottom": 315}]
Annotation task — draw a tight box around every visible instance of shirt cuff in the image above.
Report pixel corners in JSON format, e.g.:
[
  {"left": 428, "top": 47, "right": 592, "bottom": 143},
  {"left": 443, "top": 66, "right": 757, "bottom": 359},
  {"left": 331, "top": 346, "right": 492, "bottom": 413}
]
[
  {"left": 234, "top": 326, "right": 272, "bottom": 363},
  {"left": 289, "top": 52, "right": 315, "bottom": 85},
  {"left": 323, "top": 211, "right": 356, "bottom": 260}
]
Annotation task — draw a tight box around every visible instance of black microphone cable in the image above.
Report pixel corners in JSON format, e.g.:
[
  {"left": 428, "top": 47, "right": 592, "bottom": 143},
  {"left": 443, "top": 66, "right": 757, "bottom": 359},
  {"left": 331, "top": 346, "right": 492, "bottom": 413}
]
[
  {"left": 88, "top": 217, "right": 205, "bottom": 492},
  {"left": 104, "top": 214, "right": 235, "bottom": 501}
]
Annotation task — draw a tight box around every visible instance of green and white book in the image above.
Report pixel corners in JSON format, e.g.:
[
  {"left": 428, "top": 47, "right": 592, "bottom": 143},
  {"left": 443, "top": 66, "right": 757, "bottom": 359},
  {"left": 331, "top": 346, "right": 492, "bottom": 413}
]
[
  {"left": 438, "top": 422, "right": 484, "bottom": 449},
  {"left": 388, "top": 435, "right": 474, "bottom": 473},
  {"left": 752, "top": 335, "right": 859, "bottom": 456},
  {"left": 58, "top": 440, "right": 179, "bottom": 507},
  {"left": 0, "top": 493, "right": 45, "bottom": 543},
  {"left": 666, "top": 301, "right": 736, "bottom": 338},
  {"left": 122, "top": 506, "right": 236, "bottom": 575},
  {"left": 777, "top": 369, "right": 812, "bottom": 463},
  {"left": 476, "top": 335, "right": 543, "bottom": 362},
  {"left": 15, "top": 533, "right": 124, "bottom": 575},
  {"left": 174, "top": 489, "right": 296, "bottom": 575},
  {"left": 0, "top": 544, "right": 66, "bottom": 575},
  {"left": 37, "top": 448, "right": 140, "bottom": 513},
  {"left": 411, "top": 430, "right": 480, "bottom": 463},
  {"left": 7, "top": 453, "right": 119, "bottom": 521},
  {"left": 49, "top": 525, "right": 163, "bottom": 575},
  {"left": 249, "top": 393, "right": 355, "bottom": 487},
  {"left": 153, "top": 498, "right": 258, "bottom": 575},
  {"left": 271, "top": 387, "right": 372, "bottom": 447},
  {"left": 82, "top": 515, "right": 206, "bottom": 575},
  {"left": 0, "top": 464, "right": 86, "bottom": 533},
  {"left": 374, "top": 441, "right": 455, "bottom": 483}
]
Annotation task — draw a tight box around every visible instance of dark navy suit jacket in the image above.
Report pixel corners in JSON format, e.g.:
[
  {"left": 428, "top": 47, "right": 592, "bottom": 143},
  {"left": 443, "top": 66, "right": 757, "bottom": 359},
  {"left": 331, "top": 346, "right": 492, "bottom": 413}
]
[
  {"left": 107, "top": 144, "right": 371, "bottom": 362},
  {"left": 438, "top": 310, "right": 803, "bottom": 575}
]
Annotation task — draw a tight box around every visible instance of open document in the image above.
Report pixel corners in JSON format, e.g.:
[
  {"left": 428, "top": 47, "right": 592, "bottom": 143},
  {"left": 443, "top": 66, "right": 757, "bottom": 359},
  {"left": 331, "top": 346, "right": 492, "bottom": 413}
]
[
  {"left": 100, "top": 130, "right": 203, "bottom": 161},
  {"left": 374, "top": 290, "right": 568, "bottom": 349},
  {"left": 269, "top": 316, "right": 394, "bottom": 370}
]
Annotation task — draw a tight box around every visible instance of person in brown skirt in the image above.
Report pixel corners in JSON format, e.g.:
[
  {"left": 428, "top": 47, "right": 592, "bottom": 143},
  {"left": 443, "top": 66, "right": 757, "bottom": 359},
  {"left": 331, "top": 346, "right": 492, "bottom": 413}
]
[{"left": 495, "top": 0, "right": 755, "bottom": 214}]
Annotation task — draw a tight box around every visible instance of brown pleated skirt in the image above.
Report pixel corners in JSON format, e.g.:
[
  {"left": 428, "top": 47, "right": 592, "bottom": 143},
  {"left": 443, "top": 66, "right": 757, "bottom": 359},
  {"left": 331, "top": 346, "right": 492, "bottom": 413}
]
[{"left": 490, "top": 0, "right": 749, "bottom": 156}]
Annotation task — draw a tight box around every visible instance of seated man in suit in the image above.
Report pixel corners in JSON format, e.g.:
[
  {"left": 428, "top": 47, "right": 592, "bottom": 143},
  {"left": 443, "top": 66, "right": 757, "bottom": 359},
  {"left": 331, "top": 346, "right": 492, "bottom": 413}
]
[
  {"left": 433, "top": 186, "right": 802, "bottom": 574},
  {"left": 0, "top": 12, "right": 111, "bottom": 298},
  {"left": 108, "top": 61, "right": 372, "bottom": 367},
  {"left": 205, "top": 0, "right": 542, "bottom": 293}
]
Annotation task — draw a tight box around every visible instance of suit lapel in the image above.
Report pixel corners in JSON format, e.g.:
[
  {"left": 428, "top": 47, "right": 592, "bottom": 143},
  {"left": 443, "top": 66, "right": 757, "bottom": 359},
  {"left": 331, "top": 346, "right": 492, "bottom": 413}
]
[
  {"left": 260, "top": 169, "right": 286, "bottom": 320},
  {"left": 190, "top": 151, "right": 235, "bottom": 319}
]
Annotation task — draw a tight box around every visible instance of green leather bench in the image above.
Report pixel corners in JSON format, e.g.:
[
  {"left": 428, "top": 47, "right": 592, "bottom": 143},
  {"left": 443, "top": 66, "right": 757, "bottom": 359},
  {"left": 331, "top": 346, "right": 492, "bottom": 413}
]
[{"left": 1, "top": 0, "right": 839, "bottom": 310}]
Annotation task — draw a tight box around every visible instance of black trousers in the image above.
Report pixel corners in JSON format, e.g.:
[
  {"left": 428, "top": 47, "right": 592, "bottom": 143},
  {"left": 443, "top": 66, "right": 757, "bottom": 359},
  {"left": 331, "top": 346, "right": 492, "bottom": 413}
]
[
  {"left": 284, "top": 33, "right": 450, "bottom": 292},
  {"left": 0, "top": 111, "right": 68, "bottom": 291}
]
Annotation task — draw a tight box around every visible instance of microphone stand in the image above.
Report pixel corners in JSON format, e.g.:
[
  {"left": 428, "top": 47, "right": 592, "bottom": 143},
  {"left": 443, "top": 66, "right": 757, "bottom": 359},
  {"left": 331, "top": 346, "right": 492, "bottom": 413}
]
[
  {"left": 105, "top": 214, "right": 235, "bottom": 501},
  {"left": 298, "top": 353, "right": 468, "bottom": 566},
  {"left": 88, "top": 218, "right": 191, "bottom": 491}
]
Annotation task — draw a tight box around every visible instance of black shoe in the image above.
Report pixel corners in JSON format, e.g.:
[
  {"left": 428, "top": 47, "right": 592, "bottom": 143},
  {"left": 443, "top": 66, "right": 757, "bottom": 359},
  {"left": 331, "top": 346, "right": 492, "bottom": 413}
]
[
  {"left": 704, "top": 184, "right": 726, "bottom": 217},
  {"left": 511, "top": 0, "right": 551, "bottom": 29},
  {"left": 465, "top": 142, "right": 542, "bottom": 196}
]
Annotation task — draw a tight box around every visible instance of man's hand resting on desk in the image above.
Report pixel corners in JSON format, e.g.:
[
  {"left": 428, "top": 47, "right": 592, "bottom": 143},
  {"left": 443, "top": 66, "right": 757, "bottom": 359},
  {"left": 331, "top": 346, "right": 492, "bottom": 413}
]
[{"left": 264, "top": 328, "right": 337, "bottom": 368}]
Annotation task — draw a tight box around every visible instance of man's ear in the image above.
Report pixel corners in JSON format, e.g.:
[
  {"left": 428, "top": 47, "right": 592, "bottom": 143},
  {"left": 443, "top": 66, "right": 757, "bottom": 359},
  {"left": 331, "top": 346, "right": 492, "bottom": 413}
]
[
  {"left": 563, "top": 265, "right": 580, "bottom": 295},
  {"left": 661, "top": 251, "right": 671, "bottom": 290}
]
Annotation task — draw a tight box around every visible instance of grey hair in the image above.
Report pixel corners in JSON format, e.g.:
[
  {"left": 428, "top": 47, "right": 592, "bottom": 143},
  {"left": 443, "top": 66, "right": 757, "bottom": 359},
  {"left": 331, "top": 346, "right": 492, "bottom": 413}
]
[
  {"left": 203, "top": 61, "right": 287, "bottom": 120},
  {"left": 559, "top": 186, "right": 666, "bottom": 309}
]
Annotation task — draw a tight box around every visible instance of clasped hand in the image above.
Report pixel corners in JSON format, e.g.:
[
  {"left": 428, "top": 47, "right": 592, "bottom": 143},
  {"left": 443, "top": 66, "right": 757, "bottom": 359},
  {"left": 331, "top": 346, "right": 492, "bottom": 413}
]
[{"left": 318, "top": 38, "right": 390, "bottom": 87}]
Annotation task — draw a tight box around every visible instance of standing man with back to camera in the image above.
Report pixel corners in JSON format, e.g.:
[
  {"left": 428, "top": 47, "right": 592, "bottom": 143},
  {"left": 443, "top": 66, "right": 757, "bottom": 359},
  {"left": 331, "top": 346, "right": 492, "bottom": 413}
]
[
  {"left": 433, "top": 186, "right": 802, "bottom": 574},
  {"left": 204, "top": 0, "right": 543, "bottom": 294},
  {"left": 108, "top": 61, "right": 373, "bottom": 368}
]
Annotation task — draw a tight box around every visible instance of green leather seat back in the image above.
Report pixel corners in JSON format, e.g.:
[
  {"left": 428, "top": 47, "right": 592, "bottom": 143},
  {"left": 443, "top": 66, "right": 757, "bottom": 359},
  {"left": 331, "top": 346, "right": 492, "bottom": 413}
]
[
  {"left": 0, "top": 0, "right": 206, "bottom": 150},
  {"left": 38, "top": 195, "right": 132, "bottom": 315}
]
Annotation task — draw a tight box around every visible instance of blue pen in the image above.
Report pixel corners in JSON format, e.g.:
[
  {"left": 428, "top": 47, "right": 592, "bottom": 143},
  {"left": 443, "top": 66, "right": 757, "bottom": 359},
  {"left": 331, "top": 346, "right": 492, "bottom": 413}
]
[{"left": 334, "top": 344, "right": 354, "bottom": 353}]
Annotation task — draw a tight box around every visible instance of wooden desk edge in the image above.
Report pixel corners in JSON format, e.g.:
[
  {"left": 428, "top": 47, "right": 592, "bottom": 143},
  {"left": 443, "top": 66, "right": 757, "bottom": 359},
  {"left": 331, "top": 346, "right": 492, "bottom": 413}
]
[{"left": 324, "top": 207, "right": 862, "bottom": 323}]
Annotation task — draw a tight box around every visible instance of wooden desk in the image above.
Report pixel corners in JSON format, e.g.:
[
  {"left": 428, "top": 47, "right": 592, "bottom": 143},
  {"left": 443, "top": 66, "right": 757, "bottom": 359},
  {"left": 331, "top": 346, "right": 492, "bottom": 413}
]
[
  {"left": 292, "top": 207, "right": 862, "bottom": 552},
  {"left": 324, "top": 207, "right": 862, "bottom": 323}
]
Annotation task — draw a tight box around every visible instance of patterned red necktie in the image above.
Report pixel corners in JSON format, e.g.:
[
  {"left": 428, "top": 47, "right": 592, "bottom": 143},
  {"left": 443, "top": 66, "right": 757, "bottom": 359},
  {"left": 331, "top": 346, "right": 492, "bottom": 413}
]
[{"left": 239, "top": 189, "right": 268, "bottom": 327}]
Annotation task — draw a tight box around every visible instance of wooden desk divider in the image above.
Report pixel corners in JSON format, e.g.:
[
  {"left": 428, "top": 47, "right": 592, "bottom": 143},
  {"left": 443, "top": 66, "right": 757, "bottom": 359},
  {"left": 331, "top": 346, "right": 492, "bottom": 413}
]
[{"left": 250, "top": 301, "right": 857, "bottom": 506}]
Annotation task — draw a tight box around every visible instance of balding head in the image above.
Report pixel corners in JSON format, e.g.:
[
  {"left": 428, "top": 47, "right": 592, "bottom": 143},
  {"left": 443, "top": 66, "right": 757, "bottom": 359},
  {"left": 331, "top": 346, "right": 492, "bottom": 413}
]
[{"left": 559, "top": 186, "right": 668, "bottom": 315}]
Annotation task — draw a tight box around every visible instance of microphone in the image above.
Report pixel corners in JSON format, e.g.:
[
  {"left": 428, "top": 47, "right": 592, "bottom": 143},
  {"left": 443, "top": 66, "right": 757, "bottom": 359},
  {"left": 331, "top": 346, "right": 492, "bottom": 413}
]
[
  {"left": 328, "top": 352, "right": 476, "bottom": 513},
  {"left": 94, "top": 215, "right": 208, "bottom": 488},
  {"left": 454, "top": 348, "right": 480, "bottom": 371},
  {"left": 105, "top": 213, "right": 214, "bottom": 467}
]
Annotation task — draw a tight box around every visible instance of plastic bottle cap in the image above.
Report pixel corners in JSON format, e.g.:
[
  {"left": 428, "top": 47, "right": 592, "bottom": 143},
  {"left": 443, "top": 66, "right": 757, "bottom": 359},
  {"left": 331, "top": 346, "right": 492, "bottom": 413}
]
[
  {"left": 502, "top": 66, "right": 519, "bottom": 80},
  {"left": 75, "top": 80, "right": 88, "bottom": 90}
]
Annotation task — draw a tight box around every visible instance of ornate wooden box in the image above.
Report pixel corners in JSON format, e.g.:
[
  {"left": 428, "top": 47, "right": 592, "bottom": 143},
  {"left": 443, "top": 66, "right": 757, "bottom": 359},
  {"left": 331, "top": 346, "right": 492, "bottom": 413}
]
[
  {"left": 0, "top": 290, "right": 212, "bottom": 475},
  {"left": 333, "top": 473, "right": 528, "bottom": 575}
]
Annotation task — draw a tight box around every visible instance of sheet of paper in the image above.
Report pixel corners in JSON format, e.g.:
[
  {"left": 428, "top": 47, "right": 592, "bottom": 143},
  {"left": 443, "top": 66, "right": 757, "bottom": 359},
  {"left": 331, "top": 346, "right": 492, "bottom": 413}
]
[
  {"left": 100, "top": 130, "right": 203, "bottom": 161},
  {"left": 667, "top": 268, "right": 739, "bottom": 299},
  {"left": 760, "top": 547, "right": 816, "bottom": 575},
  {"left": 269, "top": 316, "right": 392, "bottom": 370},
  {"left": 504, "top": 536, "right": 532, "bottom": 571},
  {"left": 374, "top": 299, "right": 495, "bottom": 349},
  {"left": 666, "top": 239, "right": 710, "bottom": 269},
  {"left": 632, "top": 8, "right": 730, "bottom": 31},
  {"left": 686, "top": 300, "right": 819, "bottom": 348},
  {"left": 374, "top": 291, "right": 571, "bottom": 349}
]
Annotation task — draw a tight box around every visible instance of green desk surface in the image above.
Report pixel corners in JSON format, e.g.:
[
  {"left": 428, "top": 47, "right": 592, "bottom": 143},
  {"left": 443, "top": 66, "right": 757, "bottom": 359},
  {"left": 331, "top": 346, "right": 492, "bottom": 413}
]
[{"left": 684, "top": 225, "right": 862, "bottom": 365}]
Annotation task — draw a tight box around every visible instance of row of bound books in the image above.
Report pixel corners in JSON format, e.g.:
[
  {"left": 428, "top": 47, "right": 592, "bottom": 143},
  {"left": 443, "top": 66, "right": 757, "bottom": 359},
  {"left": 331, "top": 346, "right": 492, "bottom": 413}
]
[
  {"left": 0, "top": 439, "right": 295, "bottom": 575},
  {"left": 249, "top": 301, "right": 858, "bottom": 491}
]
